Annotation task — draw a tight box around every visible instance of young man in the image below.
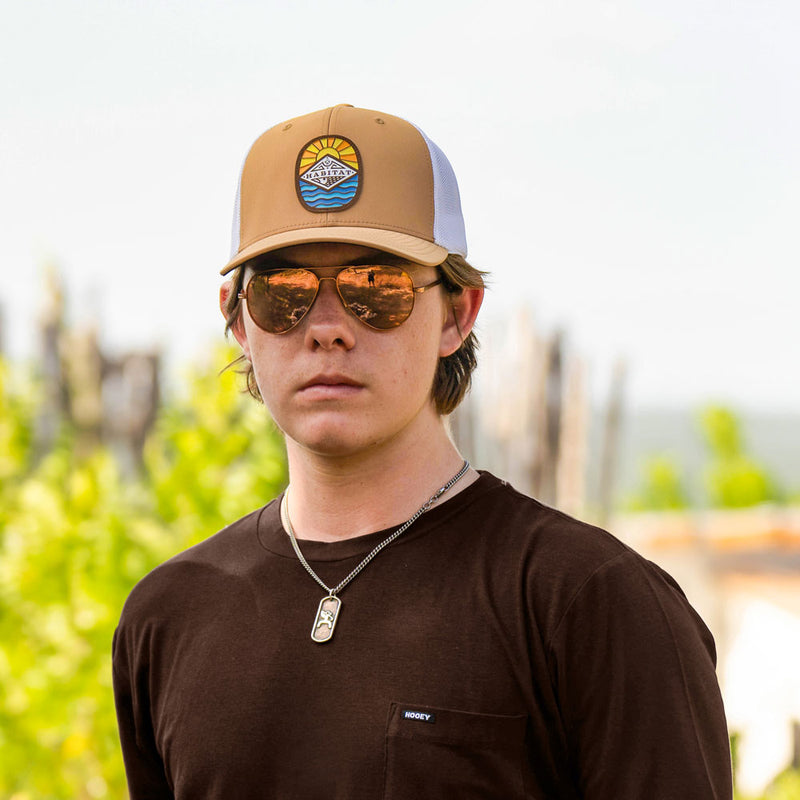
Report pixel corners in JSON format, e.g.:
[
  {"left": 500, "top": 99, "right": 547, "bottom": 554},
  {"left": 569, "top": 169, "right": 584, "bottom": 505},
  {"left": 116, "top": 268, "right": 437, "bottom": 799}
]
[{"left": 113, "top": 105, "right": 733, "bottom": 798}]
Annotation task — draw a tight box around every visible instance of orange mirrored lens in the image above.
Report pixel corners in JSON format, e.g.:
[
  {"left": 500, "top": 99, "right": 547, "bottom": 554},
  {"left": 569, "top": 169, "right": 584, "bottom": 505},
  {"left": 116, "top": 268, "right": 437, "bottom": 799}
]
[
  {"left": 246, "top": 270, "right": 318, "bottom": 333},
  {"left": 337, "top": 267, "right": 415, "bottom": 329}
]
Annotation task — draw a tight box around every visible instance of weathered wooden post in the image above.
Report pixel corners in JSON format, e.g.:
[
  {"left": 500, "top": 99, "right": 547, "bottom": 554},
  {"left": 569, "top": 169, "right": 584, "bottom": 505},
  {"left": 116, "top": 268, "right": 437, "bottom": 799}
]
[
  {"left": 63, "top": 326, "right": 104, "bottom": 456},
  {"left": 598, "top": 359, "right": 626, "bottom": 526},
  {"left": 556, "top": 355, "right": 588, "bottom": 516},
  {"left": 34, "top": 265, "right": 68, "bottom": 459},
  {"left": 102, "top": 351, "right": 161, "bottom": 475}
]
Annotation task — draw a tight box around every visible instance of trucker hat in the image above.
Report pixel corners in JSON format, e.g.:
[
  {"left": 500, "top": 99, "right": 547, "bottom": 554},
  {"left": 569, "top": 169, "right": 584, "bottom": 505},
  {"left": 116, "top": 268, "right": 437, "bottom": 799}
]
[{"left": 220, "top": 104, "right": 468, "bottom": 275}]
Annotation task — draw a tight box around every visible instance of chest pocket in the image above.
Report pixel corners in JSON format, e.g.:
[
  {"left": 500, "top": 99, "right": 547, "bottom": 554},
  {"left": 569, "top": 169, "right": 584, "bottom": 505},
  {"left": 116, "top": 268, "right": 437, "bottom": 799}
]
[{"left": 383, "top": 702, "right": 528, "bottom": 800}]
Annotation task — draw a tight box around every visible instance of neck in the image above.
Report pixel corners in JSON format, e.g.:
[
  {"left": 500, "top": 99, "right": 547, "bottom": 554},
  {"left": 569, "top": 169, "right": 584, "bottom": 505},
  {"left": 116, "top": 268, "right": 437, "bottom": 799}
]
[{"left": 283, "top": 415, "right": 476, "bottom": 542}]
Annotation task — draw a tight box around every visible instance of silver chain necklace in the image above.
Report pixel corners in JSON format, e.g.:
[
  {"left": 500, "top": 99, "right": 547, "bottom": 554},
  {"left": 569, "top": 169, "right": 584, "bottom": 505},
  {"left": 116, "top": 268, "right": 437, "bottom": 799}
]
[{"left": 280, "top": 460, "right": 470, "bottom": 643}]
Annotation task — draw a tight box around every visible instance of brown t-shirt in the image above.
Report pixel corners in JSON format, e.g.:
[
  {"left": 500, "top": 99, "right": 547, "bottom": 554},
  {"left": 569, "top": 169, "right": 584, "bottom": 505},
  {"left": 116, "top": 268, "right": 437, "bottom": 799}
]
[{"left": 113, "top": 472, "right": 732, "bottom": 799}]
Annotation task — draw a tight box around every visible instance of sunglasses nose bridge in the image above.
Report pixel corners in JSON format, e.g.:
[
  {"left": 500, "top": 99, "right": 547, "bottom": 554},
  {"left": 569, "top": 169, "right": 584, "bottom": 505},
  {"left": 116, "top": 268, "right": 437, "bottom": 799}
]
[
  {"left": 304, "top": 273, "right": 351, "bottom": 323},
  {"left": 314, "top": 274, "right": 340, "bottom": 303}
]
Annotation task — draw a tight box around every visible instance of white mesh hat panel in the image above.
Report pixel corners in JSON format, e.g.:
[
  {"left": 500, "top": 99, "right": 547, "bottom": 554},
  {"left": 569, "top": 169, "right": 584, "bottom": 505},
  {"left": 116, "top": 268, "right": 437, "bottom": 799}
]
[
  {"left": 230, "top": 138, "right": 257, "bottom": 260},
  {"left": 409, "top": 123, "right": 468, "bottom": 257},
  {"left": 230, "top": 172, "right": 242, "bottom": 260}
]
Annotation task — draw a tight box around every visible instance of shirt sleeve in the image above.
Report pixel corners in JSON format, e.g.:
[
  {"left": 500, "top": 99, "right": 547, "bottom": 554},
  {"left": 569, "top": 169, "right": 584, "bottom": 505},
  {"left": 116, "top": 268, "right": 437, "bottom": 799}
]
[
  {"left": 547, "top": 551, "right": 733, "bottom": 799},
  {"left": 112, "top": 625, "right": 174, "bottom": 799}
]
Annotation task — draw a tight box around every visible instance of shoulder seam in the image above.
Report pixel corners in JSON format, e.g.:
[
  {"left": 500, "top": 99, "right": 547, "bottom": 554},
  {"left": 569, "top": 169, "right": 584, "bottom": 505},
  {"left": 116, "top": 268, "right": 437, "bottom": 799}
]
[{"left": 545, "top": 550, "right": 632, "bottom": 653}]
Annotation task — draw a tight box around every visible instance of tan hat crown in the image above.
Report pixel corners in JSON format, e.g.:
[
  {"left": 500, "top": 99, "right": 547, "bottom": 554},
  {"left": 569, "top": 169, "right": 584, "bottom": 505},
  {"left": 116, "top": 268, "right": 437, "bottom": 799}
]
[{"left": 221, "top": 104, "right": 467, "bottom": 275}]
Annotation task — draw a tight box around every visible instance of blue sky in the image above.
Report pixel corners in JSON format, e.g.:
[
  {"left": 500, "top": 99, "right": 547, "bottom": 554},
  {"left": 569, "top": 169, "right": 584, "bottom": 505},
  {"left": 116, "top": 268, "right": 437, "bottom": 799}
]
[{"left": 1, "top": 0, "right": 798, "bottom": 411}]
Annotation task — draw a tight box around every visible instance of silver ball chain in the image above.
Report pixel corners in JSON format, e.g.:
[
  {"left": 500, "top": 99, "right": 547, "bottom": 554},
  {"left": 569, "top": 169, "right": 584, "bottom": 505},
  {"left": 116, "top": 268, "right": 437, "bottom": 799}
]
[{"left": 281, "top": 460, "right": 470, "bottom": 598}]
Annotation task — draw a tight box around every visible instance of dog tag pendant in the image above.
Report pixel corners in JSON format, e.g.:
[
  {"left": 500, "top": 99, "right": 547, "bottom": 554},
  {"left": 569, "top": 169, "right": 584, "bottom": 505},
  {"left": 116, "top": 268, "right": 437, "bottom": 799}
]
[{"left": 311, "top": 595, "right": 341, "bottom": 643}]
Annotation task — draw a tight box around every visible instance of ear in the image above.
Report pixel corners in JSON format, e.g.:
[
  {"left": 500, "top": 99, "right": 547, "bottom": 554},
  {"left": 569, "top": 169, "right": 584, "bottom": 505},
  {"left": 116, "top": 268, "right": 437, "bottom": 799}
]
[
  {"left": 220, "top": 280, "right": 251, "bottom": 360},
  {"left": 439, "top": 287, "right": 484, "bottom": 358}
]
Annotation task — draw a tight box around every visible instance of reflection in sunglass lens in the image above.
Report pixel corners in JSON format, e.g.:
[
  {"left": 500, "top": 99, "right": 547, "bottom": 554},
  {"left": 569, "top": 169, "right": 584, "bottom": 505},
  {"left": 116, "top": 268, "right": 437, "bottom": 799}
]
[
  {"left": 246, "top": 270, "right": 318, "bottom": 333},
  {"left": 337, "top": 267, "right": 415, "bottom": 330},
  {"left": 244, "top": 266, "right": 420, "bottom": 333}
]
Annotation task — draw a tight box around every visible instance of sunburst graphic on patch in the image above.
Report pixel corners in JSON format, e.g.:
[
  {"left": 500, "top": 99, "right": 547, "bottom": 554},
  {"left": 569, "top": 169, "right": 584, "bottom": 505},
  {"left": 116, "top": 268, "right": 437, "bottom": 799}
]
[{"left": 296, "top": 136, "right": 361, "bottom": 212}]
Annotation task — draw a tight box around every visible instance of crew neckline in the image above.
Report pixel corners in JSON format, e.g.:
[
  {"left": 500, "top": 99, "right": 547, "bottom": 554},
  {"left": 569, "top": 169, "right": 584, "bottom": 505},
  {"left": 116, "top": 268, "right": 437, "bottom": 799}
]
[{"left": 256, "top": 470, "right": 503, "bottom": 562}]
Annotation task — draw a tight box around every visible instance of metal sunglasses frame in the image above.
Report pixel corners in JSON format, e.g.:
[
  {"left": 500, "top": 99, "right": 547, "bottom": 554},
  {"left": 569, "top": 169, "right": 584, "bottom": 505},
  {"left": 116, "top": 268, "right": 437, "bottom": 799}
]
[{"left": 238, "top": 266, "right": 443, "bottom": 333}]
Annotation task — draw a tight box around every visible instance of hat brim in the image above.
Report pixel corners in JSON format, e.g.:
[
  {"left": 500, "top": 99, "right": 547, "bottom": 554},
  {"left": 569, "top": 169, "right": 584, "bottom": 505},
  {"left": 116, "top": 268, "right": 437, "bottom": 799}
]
[{"left": 220, "top": 226, "right": 449, "bottom": 275}]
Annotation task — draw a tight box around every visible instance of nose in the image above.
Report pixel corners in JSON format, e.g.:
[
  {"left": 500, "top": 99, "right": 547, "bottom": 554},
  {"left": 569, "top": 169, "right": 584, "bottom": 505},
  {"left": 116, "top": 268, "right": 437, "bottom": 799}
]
[{"left": 302, "top": 276, "right": 357, "bottom": 351}]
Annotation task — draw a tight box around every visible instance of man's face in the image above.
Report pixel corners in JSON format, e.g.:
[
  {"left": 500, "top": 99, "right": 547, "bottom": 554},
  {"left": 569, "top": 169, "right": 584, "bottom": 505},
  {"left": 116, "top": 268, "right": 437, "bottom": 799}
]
[{"left": 223, "top": 243, "right": 453, "bottom": 458}]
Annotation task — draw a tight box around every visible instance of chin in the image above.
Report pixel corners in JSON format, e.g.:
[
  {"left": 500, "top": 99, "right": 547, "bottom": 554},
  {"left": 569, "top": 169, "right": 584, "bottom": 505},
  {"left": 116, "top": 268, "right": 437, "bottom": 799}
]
[
  {"left": 288, "top": 416, "right": 407, "bottom": 460},
  {"left": 281, "top": 415, "right": 371, "bottom": 456},
  {"left": 297, "top": 432, "right": 380, "bottom": 459},
  {"left": 279, "top": 402, "right": 435, "bottom": 460}
]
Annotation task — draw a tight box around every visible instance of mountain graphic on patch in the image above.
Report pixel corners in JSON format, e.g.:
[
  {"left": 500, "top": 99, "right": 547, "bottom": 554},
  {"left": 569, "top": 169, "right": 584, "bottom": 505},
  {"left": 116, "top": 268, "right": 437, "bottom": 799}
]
[
  {"left": 296, "top": 136, "right": 361, "bottom": 212},
  {"left": 300, "top": 156, "right": 356, "bottom": 190}
]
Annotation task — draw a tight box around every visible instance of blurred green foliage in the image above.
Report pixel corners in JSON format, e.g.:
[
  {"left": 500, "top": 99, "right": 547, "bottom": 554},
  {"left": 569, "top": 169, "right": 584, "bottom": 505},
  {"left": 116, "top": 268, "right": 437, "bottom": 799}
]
[
  {"left": 0, "top": 348, "right": 286, "bottom": 799},
  {"left": 626, "top": 405, "right": 785, "bottom": 511},
  {"left": 700, "top": 406, "right": 781, "bottom": 508},
  {"left": 737, "top": 769, "right": 800, "bottom": 800},
  {"left": 625, "top": 455, "right": 691, "bottom": 511}
]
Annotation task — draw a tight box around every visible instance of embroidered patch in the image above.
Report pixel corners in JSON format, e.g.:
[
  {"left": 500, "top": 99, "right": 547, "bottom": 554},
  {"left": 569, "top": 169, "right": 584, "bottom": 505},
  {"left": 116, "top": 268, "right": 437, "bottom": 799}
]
[
  {"left": 402, "top": 709, "right": 436, "bottom": 724},
  {"left": 296, "top": 136, "right": 361, "bottom": 212}
]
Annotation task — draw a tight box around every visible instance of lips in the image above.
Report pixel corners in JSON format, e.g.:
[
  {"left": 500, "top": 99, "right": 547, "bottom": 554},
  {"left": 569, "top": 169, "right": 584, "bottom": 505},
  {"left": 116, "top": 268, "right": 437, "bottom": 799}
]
[
  {"left": 297, "top": 374, "right": 365, "bottom": 400},
  {"left": 300, "top": 374, "right": 363, "bottom": 391}
]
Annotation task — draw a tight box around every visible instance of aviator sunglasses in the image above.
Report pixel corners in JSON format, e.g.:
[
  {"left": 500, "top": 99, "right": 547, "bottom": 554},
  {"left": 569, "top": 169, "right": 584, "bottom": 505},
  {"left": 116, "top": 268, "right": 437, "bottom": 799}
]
[{"left": 238, "top": 265, "right": 442, "bottom": 334}]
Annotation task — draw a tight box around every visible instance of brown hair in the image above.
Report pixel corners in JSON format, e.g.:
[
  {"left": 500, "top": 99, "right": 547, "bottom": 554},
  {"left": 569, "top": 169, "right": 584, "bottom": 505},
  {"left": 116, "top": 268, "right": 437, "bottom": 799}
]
[{"left": 222, "top": 253, "right": 486, "bottom": 415}]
